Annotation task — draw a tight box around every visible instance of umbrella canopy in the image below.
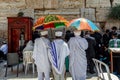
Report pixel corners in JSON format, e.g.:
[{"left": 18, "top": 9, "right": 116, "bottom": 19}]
[
  {"left": 68, "top": 18, "right": 100, "bottom": 31},
  {"left": 33, "top": 15, "right": 68, "bottom": 30}
]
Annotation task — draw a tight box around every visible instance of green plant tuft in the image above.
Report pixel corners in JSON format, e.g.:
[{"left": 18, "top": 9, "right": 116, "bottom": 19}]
[
  {"left": 44, "top": 15, "right": 59, "bottom": 23},
  {"left": 108, "top": 4, "right": 120, "bottom": 20}
]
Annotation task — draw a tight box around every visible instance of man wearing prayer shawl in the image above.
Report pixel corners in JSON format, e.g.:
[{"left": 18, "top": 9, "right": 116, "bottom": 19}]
[
  {"left": 32, "top": 31, "right": 50, "bottom": 80},
  {"left": 23, "top": 40, "right": 34, "bottom": 52},
  {"left": 68, "top": 30, "right": 88, "bottom": 80},
  {"left": 48, "top": 31, "right": 69, "bottom": 80}
]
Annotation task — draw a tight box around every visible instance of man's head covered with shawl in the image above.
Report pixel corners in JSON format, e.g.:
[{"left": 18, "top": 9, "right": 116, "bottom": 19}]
[
  {"left": 55, "top": 31, "right": 63, "bottom": 39},
  {"left": 40, "top": 30, "right": 48, "bottom": 37}
]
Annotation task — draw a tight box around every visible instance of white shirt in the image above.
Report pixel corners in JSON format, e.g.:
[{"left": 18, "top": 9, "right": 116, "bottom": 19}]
[
  {"left": 0, "top": 44, "right": 8, "bottom": 54},
  {"left": 23, "top": 40, "right": 34, "bottom": 52}
]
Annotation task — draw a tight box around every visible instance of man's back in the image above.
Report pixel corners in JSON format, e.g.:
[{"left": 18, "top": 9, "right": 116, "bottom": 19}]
[
  {"left": 32, "top": 37, "right": 50, "bottom": 72},
  {"left": 85, "top": 37, "right": 96, "bottom": 57},
  {"left": 49, "top": 39, "right": 69, "bottom": 74}
]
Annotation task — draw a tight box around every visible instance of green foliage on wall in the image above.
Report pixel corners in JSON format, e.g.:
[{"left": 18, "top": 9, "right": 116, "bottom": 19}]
[
  {"left": 108, "top": 4, "right": 120, "bottom": 20},
  {"left": 44, "top": 15, "right": 59, "bottom": 23}
]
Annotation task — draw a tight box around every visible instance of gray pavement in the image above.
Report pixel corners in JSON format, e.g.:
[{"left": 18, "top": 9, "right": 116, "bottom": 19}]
[{"left": 0, "top": 61, "right": 98, "bottom": 80}]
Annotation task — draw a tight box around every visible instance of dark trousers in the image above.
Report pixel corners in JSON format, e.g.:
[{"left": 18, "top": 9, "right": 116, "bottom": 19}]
[
  {"left": 0, "top": 50, "right": 4, "bottom": 59},
  {"left": 0, "top": 50, "right": 6, "bottom": 60},
  {"left": 113, "top": 53, "right": 120, "bottom": 74},
  {"left": 87, "top": 56, "right": 95, "bottom": 72}
]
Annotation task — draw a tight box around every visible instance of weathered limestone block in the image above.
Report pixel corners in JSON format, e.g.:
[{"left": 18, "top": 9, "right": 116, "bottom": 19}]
[
  {"left": 86, "top": 0, "right": 111, "bottom": 8},
  {"left": 99, "top": 0, "right": 111, "bottom": 7},
  {"left": 0, "top": 9, "right": 20, "bottom": 17},
  {"left": 0, "top": 17, "right": 7, "bottom": 23},
  {"left": 20, "top": 8, "right": 34, "bottom": 18},
  {"left": 105, "top": 19, "right": 120, "bottom": 29},
  {"left": 34, "top": 10, "right": 58, "bottom": 20},
  {"left": 63, "top": 14, "right": 80, "bottom": 20},
  {"left": 0, "top": 23, "right": 8, "bottom": 30},
  {"left": 0, "top": 0, "right": 24, "bottom": 3},
  {"left": 26, "top": 0, "right": 58, "bottom": 9},
  {"left": 0, "top": 23, "right": 7, "bottom": 39},
  {"left": 61, "top": 9, "right": 80, "bottom": 15},
  {"left": 44, "top": 0, "right": 58, "bottom": 9},
  {"left": 1, "top": 30, "right": 8, "bottom": 39},
  {"left": 81, "top": 8, "right": 95, "bottom": 21},
  {"left": 96, "top": 8, "right": 109, "bottom": 22},
  {"left": 0, "top": 0, "right": 26, "bottom": 9},
  {"left": 34, "top": 9, "right": 45, "bottom": 21},
  {"left": 34, "top": 9, "right": 80, "bottom": 16},
  {"left": 0, "top": 19, "right": 7, "bottom": 33},
  {"left": 59, "top": 0, "right": 84, "bottom": 9},
  {"left": 25, "top": 0, "right": 43, "bottom": 9},
  {"left": 34, "top": 9, "right": 80, "bottom": 21},
  {"left": 44, "top": 10, "right": 61, "bottom": 15}
]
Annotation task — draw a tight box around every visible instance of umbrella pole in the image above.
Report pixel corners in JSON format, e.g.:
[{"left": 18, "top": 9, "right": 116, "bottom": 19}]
[
  {"left": 63, "top": 27, "right": 66, "bottom": 40},
  {"left": 50, "top": 28, "right": 53, "bottom": 42}
]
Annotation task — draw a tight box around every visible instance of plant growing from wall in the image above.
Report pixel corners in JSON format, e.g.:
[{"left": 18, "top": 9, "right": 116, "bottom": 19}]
[
  {"left": 108, "top": 4, "right": 120, "bottom": 20},
  {"left": 17, "top": 12, "right": 24, "bottom": 17}
]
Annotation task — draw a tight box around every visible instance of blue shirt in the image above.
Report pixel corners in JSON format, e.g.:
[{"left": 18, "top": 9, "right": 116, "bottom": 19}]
[{"left": 0, "top": 44, "right": 8, "bottom": 54}]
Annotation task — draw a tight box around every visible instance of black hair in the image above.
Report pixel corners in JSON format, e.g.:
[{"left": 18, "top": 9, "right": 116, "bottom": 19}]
[
  {"left": 66, "top": 30, "right": 71, "bottom": 33},
  {"left": 106, "top": 29, "right": 110, "bottom": 33},
  {"left": 112, "top": 26, "right": 117, "bottom": 30},
  {"left": 112, "top": 32, "right": 117, "bottom": 37}
]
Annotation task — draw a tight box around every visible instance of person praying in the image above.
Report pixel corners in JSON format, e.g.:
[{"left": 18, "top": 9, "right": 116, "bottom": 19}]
[
  {"left": 32, "top": 30, "right": 51, "bottom": 80},
  {"left": 68, "top": 30, "right": 88, "bottom": 80},
  {"left": 48, "top": 31, "right": 69, "bottom": 80}
]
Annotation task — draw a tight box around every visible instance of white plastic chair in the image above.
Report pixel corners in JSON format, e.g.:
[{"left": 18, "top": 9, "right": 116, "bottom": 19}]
[
  {"left": 23, "top": 51, "right": 35, "bottom": 75},
  {"left": 92, "top": 58, "right": 119, "bottom": 80}
]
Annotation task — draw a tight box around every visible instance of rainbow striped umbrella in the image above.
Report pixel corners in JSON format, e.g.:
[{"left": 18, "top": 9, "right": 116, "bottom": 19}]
[
  {"left": 33, "top": 15, "right": 68, "bottom": 30},
  {"left": 68, "top": 18, "right": 100, "bottom": 31}
]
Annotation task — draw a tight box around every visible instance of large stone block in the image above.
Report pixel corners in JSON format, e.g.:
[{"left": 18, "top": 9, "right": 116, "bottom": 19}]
[
  {"left": 26, "top": 0, "right": 58, "bottom": 9},
  {"left": 0, "top": 23, "right": 7, "bottom": 39},
  {"left": 25, "top": 0, "right": 43, "bottom": 9},
  {"left": 86, "top": 0, "right": 111, "bottom": 8},
  {"left": 105, "top": 19, "right": 120, "bottom": 29},
  {"left": 0, "top": 9, "right": 20, "bottom": 17},
  {"left": 61, "top": 8, "right": 81, "bottom": 15},
  {"left": 0, "top": 30, "right": 8, "bottom": 39},
  {"left": 44, "top": 0, "right": 58, "bottom": 9},
  {"left": 0, "top": 17, "right": 7, "bottom": 23},
  {"left": 96, "top": 8, "right": 109, "bottom": 22},
  {"left": 34, "top": 9, "right": 80, "bottom": 22},
  {"left": 34, "top": 9, "right": 80, "bottom": 15},
  {"left": 20, "top": 8, "right": 34, "bottom": 18},
  {"left": 0, "top": 0, "right": 24, "bottom": 3},
  {"left": 81, "top": 8, "right": 95, "bottom": 21},
  {"left": 63, "top": 14, "right": 80, "bottom": 21},
  {"left": 59, "top": 0, "right": 84, "bottom": 9},
  {"left": 0, "top": 0, "right": 26, "bottom": 9}
]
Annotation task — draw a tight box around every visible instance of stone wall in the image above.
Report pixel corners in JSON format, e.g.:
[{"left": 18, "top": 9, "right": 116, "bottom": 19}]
[{"left": 0, "top": 0, "right": 120, "bottom": 41}]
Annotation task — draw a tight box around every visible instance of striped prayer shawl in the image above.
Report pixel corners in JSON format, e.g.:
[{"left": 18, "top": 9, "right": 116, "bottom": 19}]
[{"left": 50, "top": 42, "right": 58, "bottom": 69}]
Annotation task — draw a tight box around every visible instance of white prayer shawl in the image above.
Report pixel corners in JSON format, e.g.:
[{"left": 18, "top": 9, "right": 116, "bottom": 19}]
[
  {"left": 23, "top": 40, "right": 34, "bottom": 52},
  {"left": 68, "top": 36, "right": 88, "bottom": 80},
  {"left": 32, "top": 37, "right": 50, "bottom": 72},
  {"left": 49, "top": 39, "right": 69, "bottom": 74}
]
